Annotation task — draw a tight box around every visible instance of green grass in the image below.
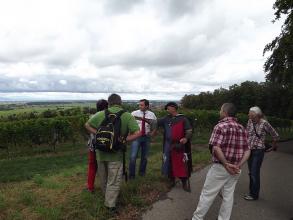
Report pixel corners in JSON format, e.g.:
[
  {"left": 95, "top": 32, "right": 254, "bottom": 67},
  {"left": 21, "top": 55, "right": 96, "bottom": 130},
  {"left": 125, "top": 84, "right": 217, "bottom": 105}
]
[
  {"left": 0, "top": 194, "right": 6, "bottom": 210},
  {"left": 1, "top": 128, "right": 291, "bottom": 220},
  {"left": 0, "top": 103, "right": 96, "bottom": 117},
  {"left": 18, "top": 190, "right": 37, "bottom": 206},
  {"left": 0, "top": 152, "right": 86, "bottom": 182},
  {"left": 192, "top": 130, "right": 212, "bottom": 144},
  {"left": 34, "top": 206, "right": 61, "bottom": 220},
  {"left": 0, "top": 133, "right": 211, "bottom": 220}
]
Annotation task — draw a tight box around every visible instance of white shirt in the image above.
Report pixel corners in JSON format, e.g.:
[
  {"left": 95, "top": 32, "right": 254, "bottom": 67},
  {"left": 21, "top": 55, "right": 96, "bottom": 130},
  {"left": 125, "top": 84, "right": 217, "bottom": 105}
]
[{"left": 131, "top": 110, "right": 157, "bottom": 134}]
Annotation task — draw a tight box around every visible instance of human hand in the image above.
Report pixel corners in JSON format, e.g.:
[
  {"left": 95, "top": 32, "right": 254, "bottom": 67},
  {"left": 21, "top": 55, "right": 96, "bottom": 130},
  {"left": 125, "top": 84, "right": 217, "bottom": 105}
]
[
  {"left": 224, "top": 163, "right": 240, "bottom": 175},
  {"left": 180, "top": 138, "right": 188, "bottom": 144}
]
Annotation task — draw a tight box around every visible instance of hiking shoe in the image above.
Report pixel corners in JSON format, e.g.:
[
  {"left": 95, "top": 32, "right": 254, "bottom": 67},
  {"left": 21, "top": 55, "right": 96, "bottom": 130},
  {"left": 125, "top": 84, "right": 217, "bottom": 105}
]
[
  {"left": 107, "top": 207, "right": 118, "bottom": 215},
  {"left": 83, "top": 188, "right": 94, "bottom": 193},
  {"left": 182, "top": 182, "right": 191, "bottom": 192},
  {"left": 244, "top": 195, "right": 257, "bottom": 201},
  {"left": 170, "top": 178, "right": 176, "bottom": 187}
]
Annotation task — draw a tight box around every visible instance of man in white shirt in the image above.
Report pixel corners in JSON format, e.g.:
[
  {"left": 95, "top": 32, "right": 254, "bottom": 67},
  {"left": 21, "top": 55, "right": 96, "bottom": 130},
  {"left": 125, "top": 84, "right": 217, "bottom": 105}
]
[{"left": 129, "top": 99, "right": 157, "bottom": 179}]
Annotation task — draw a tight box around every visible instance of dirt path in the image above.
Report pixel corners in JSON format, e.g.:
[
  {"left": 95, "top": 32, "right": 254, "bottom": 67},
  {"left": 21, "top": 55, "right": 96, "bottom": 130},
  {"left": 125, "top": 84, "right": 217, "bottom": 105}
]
[{"left": 142, "top": 141, "right": 293, "bottom": 220}]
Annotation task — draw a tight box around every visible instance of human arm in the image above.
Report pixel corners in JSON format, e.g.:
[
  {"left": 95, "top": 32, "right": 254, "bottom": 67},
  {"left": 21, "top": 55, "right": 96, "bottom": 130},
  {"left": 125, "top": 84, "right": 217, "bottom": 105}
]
[
  {"left": 213, "top": 145, "right": 239, "bottom": 175},
  {"left": 236, "top": 149, "right": 251, "bottom": 168},
  {"left": 85, "top": 111, "right": 103, "bottom": 134},
  {"left": 152, "top": 117, "right": 164, "bottom": 137},
  {"left": 126, "top": 113, "right": 142, "bottom": 142},
  {"left": 126, "top": 130, "right": 141, "bottom": 141},
  {"left": 134, "top": 116, "right": 154, "bottom": 125},
  {"left": 149, "top": 119, "right": 157, "bottom": 137},
  {"left": 180, "top": 117, "right": 192, "bottom": 144},
  {"left": 84, "top": 122, "right": 97, "bottom": 134},
  {"left": 264, "top": 121, "right": 279, "bottom": 150},
  {"left": 180, "top": 129, "right": 192, "bottom": 144}
]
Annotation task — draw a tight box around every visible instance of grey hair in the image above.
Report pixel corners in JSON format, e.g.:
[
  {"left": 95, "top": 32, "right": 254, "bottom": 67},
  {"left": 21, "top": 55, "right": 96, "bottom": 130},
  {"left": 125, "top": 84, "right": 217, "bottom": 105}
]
[
  {"left": 221, "top": 103, "right": 237, "bottom": 117},
  {"left": 249, "top": 106, "right": 263, "bottom": 117}
]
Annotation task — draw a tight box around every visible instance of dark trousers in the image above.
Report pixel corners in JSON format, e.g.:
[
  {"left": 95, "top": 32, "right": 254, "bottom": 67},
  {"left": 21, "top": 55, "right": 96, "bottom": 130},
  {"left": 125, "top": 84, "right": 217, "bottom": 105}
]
[{"left": 248, "top": 149, "right": 265, "bottom": 199}]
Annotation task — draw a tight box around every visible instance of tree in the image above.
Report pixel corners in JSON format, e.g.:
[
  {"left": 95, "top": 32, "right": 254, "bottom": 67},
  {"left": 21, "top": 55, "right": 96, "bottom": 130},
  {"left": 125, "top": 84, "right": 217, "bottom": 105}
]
[
  {"left": 263, "top": 0, "right": 293, "bottom": 86},
  {"left": 180, "top": 81, "right": 293, "bottom": 119}
]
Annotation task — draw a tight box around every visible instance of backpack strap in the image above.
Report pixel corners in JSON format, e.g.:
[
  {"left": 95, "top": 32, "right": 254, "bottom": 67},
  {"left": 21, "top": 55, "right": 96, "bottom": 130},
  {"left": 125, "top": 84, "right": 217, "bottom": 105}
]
[
  {"left": 253, "top": 123, "right": 261, "bottom": 139},
  {"left": 100, "top": 109, "right": 110, "bottom": 126},
  {"left": 115, "top": 110, "right": 128, "bottom": 182},
  {"left": 116, "top": 109, "right": 126, "bottom": 117},
  {"left": 108, "top": 109, "right": 128, "bottom": 182}
]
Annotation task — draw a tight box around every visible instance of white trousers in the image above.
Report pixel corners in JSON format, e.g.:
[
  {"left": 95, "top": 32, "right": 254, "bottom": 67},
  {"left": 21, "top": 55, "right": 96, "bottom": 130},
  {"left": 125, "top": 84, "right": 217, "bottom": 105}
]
[{"left": 192, "top": 164, "right": 241, "bottom": 220}]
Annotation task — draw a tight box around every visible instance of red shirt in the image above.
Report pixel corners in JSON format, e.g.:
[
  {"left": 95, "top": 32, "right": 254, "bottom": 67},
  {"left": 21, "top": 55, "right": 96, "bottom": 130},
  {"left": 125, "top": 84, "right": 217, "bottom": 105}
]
[{"left": 209, "top": 117, "right": 249, "bottom": 165}]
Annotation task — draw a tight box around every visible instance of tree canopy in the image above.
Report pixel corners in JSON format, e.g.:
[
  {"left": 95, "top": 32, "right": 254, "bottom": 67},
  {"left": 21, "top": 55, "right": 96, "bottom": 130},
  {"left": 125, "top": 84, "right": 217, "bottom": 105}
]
[
  {"left": 263, "top": 0, "right": 293, "bottom": 86},
  {"left": 181, "top": 81, "right": 293, "bottom": 119}
]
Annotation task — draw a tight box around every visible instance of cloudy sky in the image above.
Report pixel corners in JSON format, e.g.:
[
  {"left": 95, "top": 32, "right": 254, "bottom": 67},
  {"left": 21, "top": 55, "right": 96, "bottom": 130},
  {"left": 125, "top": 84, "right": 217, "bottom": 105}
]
[{"left": 0, "top": 0, "right": 283, "bottom": 101}]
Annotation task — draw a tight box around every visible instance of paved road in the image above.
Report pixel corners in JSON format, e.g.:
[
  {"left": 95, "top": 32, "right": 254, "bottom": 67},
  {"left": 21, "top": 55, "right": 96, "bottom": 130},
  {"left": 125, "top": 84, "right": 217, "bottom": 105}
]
[{"left": 142, "top": 141, "right": 293, "bottom": 220}]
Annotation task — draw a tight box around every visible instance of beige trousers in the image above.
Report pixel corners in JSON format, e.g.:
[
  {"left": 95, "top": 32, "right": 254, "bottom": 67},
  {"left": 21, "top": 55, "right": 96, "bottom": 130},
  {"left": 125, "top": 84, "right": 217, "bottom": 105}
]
[
  {"left": 192, "top": 164, "right": 241, "bottom": 220},
  {"left": 97, "top": 161, "right": 123, "bottom": 208}
]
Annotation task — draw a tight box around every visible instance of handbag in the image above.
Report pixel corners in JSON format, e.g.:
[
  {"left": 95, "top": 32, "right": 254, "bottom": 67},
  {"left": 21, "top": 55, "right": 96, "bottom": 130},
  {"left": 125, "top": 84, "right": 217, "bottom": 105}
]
[{"left": 252, "top": 123, "right": 275, "bottom": 152}]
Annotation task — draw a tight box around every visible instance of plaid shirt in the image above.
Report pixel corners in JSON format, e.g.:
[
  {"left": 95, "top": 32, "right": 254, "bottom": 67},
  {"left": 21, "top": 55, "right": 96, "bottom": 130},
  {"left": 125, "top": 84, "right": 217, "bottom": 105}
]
[
  {"left": 247, "top": 119, "right": 279, "bottom": 150},
  {"left": 209, "top": 117, "right": 249, "bottom": 165}
]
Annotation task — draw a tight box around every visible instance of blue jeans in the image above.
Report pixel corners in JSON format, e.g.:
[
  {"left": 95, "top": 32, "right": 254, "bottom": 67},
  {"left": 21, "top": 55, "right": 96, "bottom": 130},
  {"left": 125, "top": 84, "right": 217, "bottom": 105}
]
[
  {"left": 129, "top": 136, "right": 150, "bottom": 178},
  {"left": 248, "top": 149, "right": 265, "bottom": 199}
]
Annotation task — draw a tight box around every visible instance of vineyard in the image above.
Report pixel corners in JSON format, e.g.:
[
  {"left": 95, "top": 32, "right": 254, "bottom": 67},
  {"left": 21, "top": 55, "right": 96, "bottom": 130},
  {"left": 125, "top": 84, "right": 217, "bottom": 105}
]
[
  {"left": 0, "top": 104, "right": 292, "bottom": 219},
  {"left": 0, "top": 105, "right": 292, "bottom": 156}
]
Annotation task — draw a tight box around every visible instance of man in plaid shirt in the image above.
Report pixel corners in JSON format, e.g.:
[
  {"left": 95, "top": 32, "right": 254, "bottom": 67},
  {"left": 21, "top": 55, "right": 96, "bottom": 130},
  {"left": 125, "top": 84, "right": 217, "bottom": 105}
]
[{"left": 192, "top": 103, "right": 250, "bottom": 220}]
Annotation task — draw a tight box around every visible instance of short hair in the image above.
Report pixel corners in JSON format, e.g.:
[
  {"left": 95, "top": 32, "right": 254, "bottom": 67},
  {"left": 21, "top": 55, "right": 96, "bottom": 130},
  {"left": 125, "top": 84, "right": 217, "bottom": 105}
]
[
  {"left": 165, "top": 101, "right": 178, "bottom": 110},
  {"left": 96, "top": 99, "right": 108, "bottom": 111},
  {"left": 108, "top": 93, "right": 122, "bottom": 106},
  {"left": 139, "top": 99, "right": 149, "bottom": 107},
  {"left": 221, "top": 103, "right": 237, "bottom": 117}
]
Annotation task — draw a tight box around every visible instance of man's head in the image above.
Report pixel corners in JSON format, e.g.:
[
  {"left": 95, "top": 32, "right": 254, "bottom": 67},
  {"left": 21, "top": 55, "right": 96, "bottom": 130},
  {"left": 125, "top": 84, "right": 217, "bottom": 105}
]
[
  {"left": 96, "top": 99, "right": 108, "bottom": 111},
  {"left": 220, "top": 103, "right": 237, "bottom": 119},
  {"left": 165, "top": 102, "right": 178, "bottom": 116},
  {"left": 108, "top": 93, "right": 122, "bottom": 106},
  {"left": 139, "top": 99, "right": 149, "bottom": 112}
]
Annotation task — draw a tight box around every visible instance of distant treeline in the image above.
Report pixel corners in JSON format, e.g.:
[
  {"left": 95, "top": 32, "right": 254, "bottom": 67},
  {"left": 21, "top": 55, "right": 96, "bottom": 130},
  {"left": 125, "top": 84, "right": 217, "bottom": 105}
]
[
  {"left": 0, "top": 106, "right": 291, "bottom": 154},
  {"left": 181, "top": 81, "right": 293, "bottom": 119}
]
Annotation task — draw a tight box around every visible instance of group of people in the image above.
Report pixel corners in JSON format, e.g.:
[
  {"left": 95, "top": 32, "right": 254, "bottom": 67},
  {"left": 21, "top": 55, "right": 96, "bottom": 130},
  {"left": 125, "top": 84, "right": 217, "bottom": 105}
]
[
  {"left": 192, "top": 104, "right": 279, "bottom": 220},
  {"left": 84, "top": 93, "right": 279, "bottom": 220}
]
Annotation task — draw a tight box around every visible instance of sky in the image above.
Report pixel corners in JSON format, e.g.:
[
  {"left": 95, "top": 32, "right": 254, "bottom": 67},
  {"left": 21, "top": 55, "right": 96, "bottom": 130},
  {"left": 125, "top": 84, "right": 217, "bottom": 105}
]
[{"left": 0, "top": 0, "right": 283, "bottom": 101}]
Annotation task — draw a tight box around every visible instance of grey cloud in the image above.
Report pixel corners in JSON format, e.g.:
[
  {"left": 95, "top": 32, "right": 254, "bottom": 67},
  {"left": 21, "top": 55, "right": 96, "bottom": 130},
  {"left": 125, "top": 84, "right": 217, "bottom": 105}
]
[
  {"left": 163, "top": 0, "right": 203, "bottom": 18},
  {"left": 153, "top": 0, "right": 206, "bottom": 22},
  {"left": 102, "top": 0, "right": 144, "bottom": 14},
  {"left": 0, "top": 46, "right": 51, "bottom": 63},
  {"left": 0, "top": 73, "right": 136, "bottom": 93},
  {"left": 0, "top": 0, "right": 279, "bottom": 98},
  {"left": 91, "top": 31, "right": 230, "bottom": 70}
]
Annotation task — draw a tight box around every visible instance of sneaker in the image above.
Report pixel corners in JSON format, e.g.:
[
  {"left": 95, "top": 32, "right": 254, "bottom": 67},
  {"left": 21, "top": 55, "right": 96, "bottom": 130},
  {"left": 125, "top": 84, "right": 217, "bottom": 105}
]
[{"left": 244, "top": 195, "right": 257, "bottom": 201}]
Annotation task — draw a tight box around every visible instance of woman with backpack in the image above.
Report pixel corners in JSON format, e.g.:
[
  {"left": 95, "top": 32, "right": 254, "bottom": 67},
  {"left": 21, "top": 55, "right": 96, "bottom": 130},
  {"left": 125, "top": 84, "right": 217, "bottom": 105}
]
[
  {"left": 86, "top": 99, "right": 108, "bottom": 193},
  {"left": 244, "top": 106, "right": 279, "bottom": 201}
]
